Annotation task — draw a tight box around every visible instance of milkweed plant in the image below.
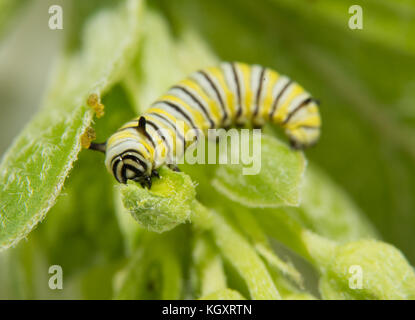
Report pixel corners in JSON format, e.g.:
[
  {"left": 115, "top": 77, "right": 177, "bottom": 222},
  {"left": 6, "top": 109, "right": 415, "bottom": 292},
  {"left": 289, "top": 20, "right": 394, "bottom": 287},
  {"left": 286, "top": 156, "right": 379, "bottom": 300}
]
[{"left": 1, "top": 0, "right": 415, "bottom": 300}]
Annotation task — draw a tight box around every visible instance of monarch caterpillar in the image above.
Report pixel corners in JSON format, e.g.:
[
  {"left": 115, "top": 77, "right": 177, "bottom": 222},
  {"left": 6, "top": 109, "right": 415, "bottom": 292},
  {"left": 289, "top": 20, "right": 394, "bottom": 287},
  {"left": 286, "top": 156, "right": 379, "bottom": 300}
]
[{"left": 90, "top": 62, "right": 321, "bottom": 187}]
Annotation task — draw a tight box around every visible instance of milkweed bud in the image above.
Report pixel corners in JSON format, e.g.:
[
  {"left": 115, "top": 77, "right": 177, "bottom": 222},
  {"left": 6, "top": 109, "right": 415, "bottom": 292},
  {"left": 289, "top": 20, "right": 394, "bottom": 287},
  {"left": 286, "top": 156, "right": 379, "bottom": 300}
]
[
  {"left": 120, "top": 167, "right": 196, "bottom": 233},
  {"left": 303, "top": 231, "right": 415, "bottom": 300}
]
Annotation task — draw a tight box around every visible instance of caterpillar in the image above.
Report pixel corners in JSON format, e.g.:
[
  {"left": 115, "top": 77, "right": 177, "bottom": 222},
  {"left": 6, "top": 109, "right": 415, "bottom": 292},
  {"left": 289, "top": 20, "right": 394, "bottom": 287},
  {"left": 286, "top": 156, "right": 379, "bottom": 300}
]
[{"left": 90, "top": 62, "right": 321, "bottom": 187}]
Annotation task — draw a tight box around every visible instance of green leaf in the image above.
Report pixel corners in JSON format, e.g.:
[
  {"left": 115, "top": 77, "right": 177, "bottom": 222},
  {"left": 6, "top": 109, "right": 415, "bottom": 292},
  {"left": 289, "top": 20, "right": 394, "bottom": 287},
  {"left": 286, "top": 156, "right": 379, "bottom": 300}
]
[
  {"left": 121, "top": 162, "right": 280, "bottom": 299},
  {"left": 192, "top": 233, "right": 227, "bottom": 297},
  {"left": 226, "top": 206, "right": 303, "bottom": 287},
  {"left": 302, "top": 231, "right": 415, "bottom": 300},
  {"left": 120, "top": 167, "right": 196, "bottom": 233},
  {"left": 212, "top": 134, "right": 306, "bottom": 208},
  {"left": 205, "top": 208, "right": 281, "bottom": 300},
  {"left": 0, "top": 0, "right": 143, "bottom": 250},
  {"left": 241, "top": 163, "right": 377, "bottom": 257}
]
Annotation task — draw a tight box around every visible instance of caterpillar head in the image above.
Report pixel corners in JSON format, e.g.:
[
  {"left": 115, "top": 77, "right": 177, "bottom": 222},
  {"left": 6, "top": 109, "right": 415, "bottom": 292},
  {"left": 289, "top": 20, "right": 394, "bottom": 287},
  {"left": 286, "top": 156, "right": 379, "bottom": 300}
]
[
  {"left": 89, "top": 117, "right": 155, "bottom": 187},
  {"left": 90, "top": 137, "right": 153, "bottom": 188},
  {"left": 105, "top": 135, "right": 153, "bottom": 187}
]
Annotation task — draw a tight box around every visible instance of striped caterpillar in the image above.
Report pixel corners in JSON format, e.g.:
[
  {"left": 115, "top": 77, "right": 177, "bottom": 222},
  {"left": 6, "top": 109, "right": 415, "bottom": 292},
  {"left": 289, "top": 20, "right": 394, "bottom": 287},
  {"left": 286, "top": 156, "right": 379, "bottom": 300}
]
[{"left": 90, "top": 62, "right": 321, "bottom": 187}]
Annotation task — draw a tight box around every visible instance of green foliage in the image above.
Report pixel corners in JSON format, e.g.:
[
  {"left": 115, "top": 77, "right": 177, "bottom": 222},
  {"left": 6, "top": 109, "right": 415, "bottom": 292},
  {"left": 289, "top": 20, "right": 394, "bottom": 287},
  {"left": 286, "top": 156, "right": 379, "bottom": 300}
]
[
  {"left": 0, "top": 0, "right": 143, "bottom": 250},
  {"left": 200, "top": 289, "right": 246, "bottom": 300},
  {"left": 192, "top": 233, "right": 227, "bottom": 297},
  {"left": 302, "top": 231, "right": 415, "bottom": 300},
  {"left": 0, "top": 0, "right": 414, "bottom": 300},
  {"left": 212, "top": 134, "right": 306, "bottom": 207},
  {"left": 120, "top": 167, "right": 196, "bottom": 233}
]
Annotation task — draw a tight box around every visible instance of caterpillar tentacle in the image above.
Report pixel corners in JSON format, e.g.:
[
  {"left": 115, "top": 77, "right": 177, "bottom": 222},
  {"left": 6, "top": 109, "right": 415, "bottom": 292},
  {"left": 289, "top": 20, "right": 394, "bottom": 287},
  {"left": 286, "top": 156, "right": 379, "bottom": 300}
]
[{"left": 103, "top": 62, "right": 321, "bottom": 186}]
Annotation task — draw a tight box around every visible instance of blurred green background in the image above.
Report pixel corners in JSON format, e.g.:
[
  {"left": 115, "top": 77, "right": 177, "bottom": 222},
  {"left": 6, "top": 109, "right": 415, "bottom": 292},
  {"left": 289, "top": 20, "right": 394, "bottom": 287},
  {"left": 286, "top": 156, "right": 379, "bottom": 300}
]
[{"left": 0, "top": 0, "right": 414, "bottom": 299}]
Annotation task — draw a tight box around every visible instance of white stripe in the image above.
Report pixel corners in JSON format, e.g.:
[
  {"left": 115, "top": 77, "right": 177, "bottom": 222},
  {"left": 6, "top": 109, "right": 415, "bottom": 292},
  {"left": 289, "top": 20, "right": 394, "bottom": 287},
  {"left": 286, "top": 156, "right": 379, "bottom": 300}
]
[
  {"left": 250, "top": 65, "right": 262, "bottom": 115},
  {"left": 258, "top": 69, "right": 271, "bottom": 111},
  {"left": 272, "top": 76, "right": 291, "bottom": 103},
  {"left": 220, "top": 62, "right": 237, "bottom": 116}
]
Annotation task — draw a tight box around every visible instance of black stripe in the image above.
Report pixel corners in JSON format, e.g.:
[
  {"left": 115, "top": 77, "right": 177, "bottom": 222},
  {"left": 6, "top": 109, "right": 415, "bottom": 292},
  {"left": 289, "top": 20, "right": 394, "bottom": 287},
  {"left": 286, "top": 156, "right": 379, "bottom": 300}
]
[
  {"left": 122, "top": 163, "right": 143, "bottom": 181},
  {"left": 231, "top": 63, "right": 242, "bottom": 119},
  {"left": 135, "top": 118, "right": 156, "bottom": 148},
  {"left": 121, "top": 166, "right": 128, "bottom": 184},
  {"left": 122, "top": 154, "right": 148, "bottom": 171},
  {"left": 269, "top": 79, "right": 293, "bottom": 120},
  {"left": 124, "top": 164, "right": 142, "bottom": 174},
  {"left": 146, "top": 119, "right": 172, "bottom": 158},
  {"left": 147, "top": 112, "right": 185, "bottom": 145},
  {"left": 253, "top": 67, "right": 266, "bottom": 118},
  {"left": 283, "top": 97, "right": 313, "bottom": 124},
  {"left": 110, "top": 149, "right": 149, "bottom": 172},
  {"left": 112, "top": 159, "right": 122, "bottom": 183},
  {"left": 158, "top": 100, "right": 197, "bottom": 130},
  {"left": 123, "top": 151, "right": 148, "bottom": 170},
  {"left": 198, "top": 70, "right": 228, "bottom": 123},
  {"left": 171, "top": 85, "right": 215, "bottom": 128}
]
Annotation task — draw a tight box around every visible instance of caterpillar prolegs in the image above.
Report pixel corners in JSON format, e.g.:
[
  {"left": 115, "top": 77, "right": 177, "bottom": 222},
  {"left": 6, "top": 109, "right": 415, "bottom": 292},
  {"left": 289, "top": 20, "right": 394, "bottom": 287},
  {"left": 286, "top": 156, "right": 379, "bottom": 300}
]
[{"left": 90, "top": 62, "right": 321, "bottom": 187}]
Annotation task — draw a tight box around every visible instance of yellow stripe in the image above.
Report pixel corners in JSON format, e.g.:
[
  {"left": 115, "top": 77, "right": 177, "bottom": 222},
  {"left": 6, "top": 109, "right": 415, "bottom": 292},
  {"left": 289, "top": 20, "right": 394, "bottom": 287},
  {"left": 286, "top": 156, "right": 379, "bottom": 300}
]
[
  {"left": 107, "top": 131, "right": 152, "bottom": 159},
  {"left": 120, "top": 121, "right": 137, "bottom": 130},
  {"left": 179, "top": 79, "right": 222, "bottom": 125},
  {"left": 273, "top": 84, "right": 305, "bottom": 122},
  {"left": 205, "top": 66, "right": 236, "bottom": 117},
  {"left": 285, "top": 115, "right": 321, "bottom": 130},
  {"left": 287, "top": 127, "right": 320, "bottom": 145},
  {"left": 107, "top": 131, "right": 133, "bottom": 146},
  {"left": 236, "top": 63, "right": 253, "bottom": 118},
  {"left": 260, "top": 69, "right": 280, "bottom": 118},
  {"left": 139, "top": 139, "right": 154, "bottom": 158}
]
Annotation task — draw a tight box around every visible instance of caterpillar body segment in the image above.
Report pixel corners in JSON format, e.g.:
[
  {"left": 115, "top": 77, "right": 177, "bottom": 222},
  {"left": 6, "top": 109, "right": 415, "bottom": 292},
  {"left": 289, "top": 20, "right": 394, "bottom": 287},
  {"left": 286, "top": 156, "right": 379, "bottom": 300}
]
[{"left": 101, "top": 62, "right": 321, "bottom": 186}]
